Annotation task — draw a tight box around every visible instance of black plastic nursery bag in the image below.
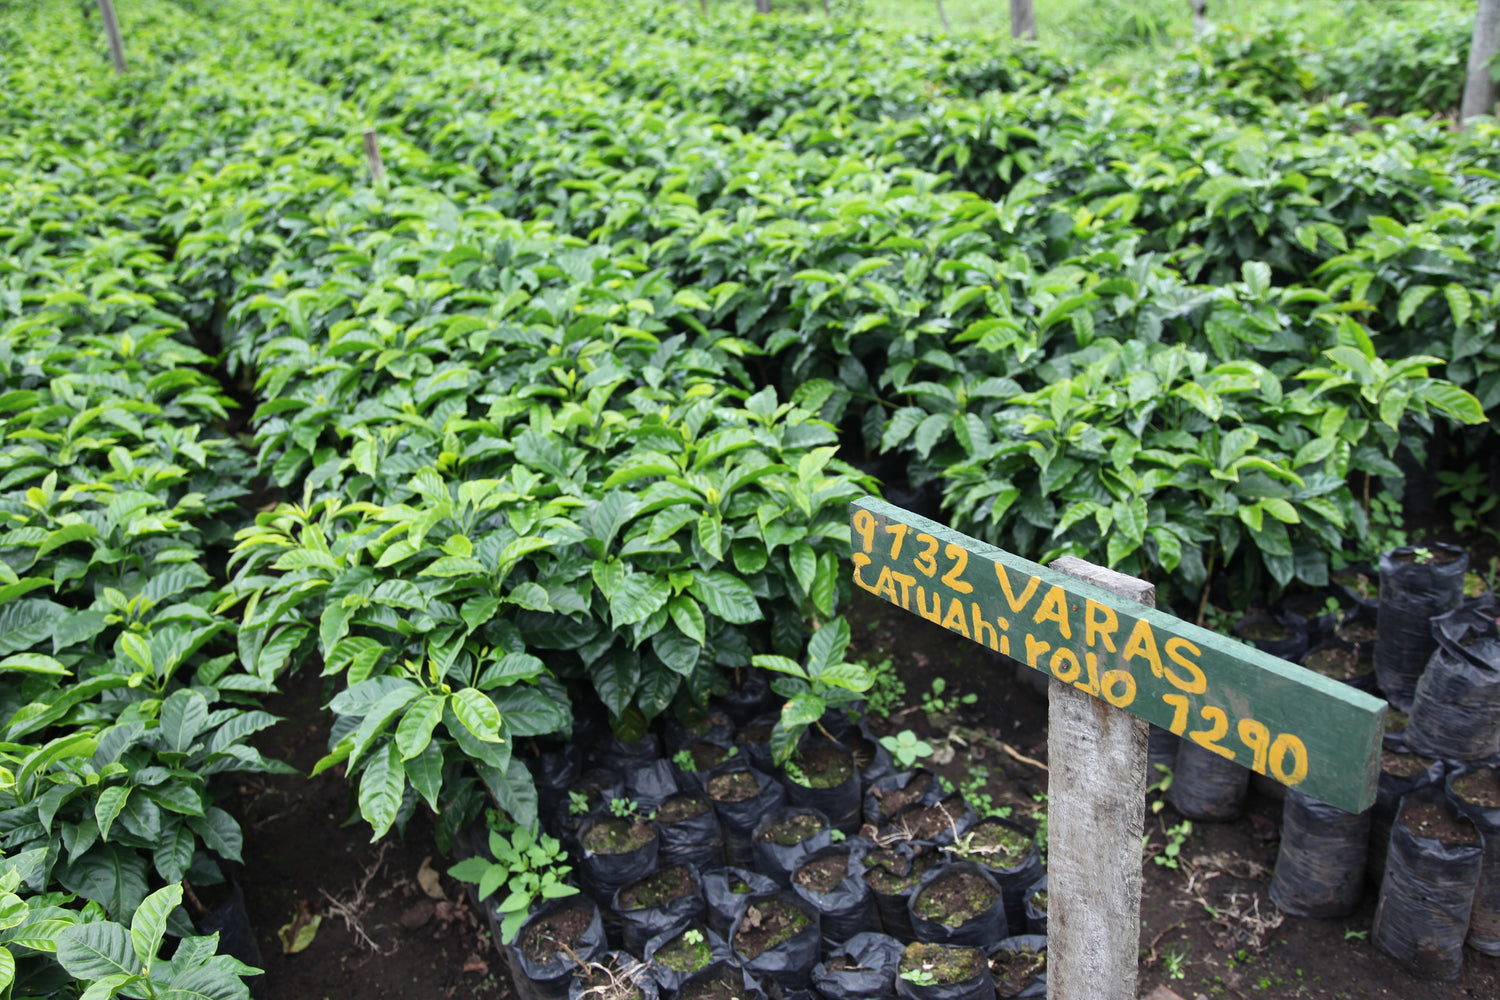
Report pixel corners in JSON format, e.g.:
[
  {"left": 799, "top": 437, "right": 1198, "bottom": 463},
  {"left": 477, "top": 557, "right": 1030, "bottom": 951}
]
[
  {"left": 1374, "top": 543, "right": 1467, "bottom": 710},
  {"left": 703, "top": 866, "right": 779, "bottom": 940},
  {"left": 792, "top": 845, "right": 880, "bottom": 948},
  {"left": 907, "top": 862, "right": 1007, "bottom": 949},
  {"left": 1268, "top": 788, "right": 1370, "bottom": 918},
  {"left": 811, "top": 932, "right": 903, "bottom": 1000},
  {"left": 1404, "top": 604, "right": 1500, "bottom": 761},
  {"left": 508, "top": 899, "right": 609, "bottom": 1000}
]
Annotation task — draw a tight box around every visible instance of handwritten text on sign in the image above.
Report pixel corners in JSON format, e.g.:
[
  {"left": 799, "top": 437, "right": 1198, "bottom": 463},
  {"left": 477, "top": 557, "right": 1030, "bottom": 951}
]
[{"left": 850, "top": 498, "right": 1385, "bottom": 813}]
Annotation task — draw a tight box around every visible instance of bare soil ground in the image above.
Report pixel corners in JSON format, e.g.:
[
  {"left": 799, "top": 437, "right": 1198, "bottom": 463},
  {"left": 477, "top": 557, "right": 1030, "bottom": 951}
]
[{"left": 229, "top": 588, "right": 1500, "bottom": 999}]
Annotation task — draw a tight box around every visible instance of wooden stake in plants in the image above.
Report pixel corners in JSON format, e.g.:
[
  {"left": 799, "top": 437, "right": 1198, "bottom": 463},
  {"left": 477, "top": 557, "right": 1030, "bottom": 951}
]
[
  {"left": 1045, "top": 557, "right": 1150, "bottom": 1000},
  {"left": 97, "top": 0, "right": 127, "bottom": 75},
  {"left": 934, "top": 0, "right": 950, "bottom": 34},
  {"left": 362, "top": 128, "right": 386, "bottom": 185},
  {"left": 1010, "top": 0, "right": 1036, "bottom": 41},
  {"left": 1462, "top": 0, "right": 1500, "bottom": 122},
  {"left": 849, "top": 496, "right": 1386, "bottom": 999},
  {"left": 754, "top": 0, "right": 771, "bottom": 13},
  {"left": 1192, "top": 0, "right": 1208, "bottom": 40}
]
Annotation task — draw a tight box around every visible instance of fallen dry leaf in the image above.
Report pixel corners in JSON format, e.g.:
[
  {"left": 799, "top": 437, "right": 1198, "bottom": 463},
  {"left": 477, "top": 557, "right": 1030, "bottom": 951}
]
[
  {"left": 463, "top": 954, "right": 489, "bottom": 974},
  {"left": 417, "top": 856, "right": 447, "bottom": 901},
  {"left": 277, "top": 899, "right": 321, "bottom": 954}
]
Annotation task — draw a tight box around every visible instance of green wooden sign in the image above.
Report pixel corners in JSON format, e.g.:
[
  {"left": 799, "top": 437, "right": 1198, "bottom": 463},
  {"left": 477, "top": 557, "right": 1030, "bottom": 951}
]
[{"left": 850, "top": 497, "right": 1385, "bottom": 813}]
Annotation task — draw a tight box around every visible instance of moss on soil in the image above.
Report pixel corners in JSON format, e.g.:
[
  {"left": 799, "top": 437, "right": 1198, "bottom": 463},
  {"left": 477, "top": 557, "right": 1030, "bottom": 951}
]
[
  {"left": 899, "top": 942, "right": 985, "bottom": 986},
  {"left": 581, "top": 817, "right": 654, "bottom": 855},
  {"left": 788, "top": 746, "right": 854, "bottom": 789},
  {"left": 954, "top": 823, "right": 1032, "bottom": 869},
  {"left": 655, "top": 927, "right": 714, "bottom": 972},
  {"left": 863, "top": 848, "right": 938, "bottom": 895},
  {"left": 760, "top": 811, "right": 825, "bottom": 846},
  {"left": 707, "top": 770, "right": 760, "bottom": 803},
  {"left": 913, "top": 869, "right": 1000, "bottom": 927},
  {"left": 733, "top": 900, "right": 810, "bottom": 958},
  {"left": 618, "top": 865, "right": 694, "bottom": 910}
]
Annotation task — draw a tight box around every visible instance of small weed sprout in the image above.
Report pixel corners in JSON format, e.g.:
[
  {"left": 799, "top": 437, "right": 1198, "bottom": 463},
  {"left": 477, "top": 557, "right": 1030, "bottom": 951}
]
[{"left": 879, "top": 730, "right": 934, "bottom": 768}]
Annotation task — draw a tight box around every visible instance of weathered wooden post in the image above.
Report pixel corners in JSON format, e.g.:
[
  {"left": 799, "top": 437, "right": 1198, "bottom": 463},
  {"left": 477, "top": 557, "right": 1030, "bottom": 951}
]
[
  {"left": 849, "top": 497, "right": 1385, "bottom": 999},
  {"left": 1046, "top": 557, "right": 1150, "bottom": 1000},
  {"left": 362, "top": 129, "right": 386, "bottom": 185},
  {"left": 97, "top": 0, "right": 127, "bottom": 75},
  {"left": 934, "top": 0, "right": 951, "bottom": 34},
  {"left": 1010, "top": 0, "right": 1036, "bottom": 41}
]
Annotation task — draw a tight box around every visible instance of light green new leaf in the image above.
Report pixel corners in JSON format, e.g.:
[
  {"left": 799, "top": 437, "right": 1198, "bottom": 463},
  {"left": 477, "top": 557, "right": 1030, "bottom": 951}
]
[
  {"left": 130, "top": 882, "right": 183, "bottom": 970},
  {"left": 451, "top": 688, "right": 502, "bottom": 742}
]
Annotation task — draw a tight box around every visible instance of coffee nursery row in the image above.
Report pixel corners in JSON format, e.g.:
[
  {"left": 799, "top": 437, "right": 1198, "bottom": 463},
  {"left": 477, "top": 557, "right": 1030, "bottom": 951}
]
[{"left": 3, "top": 0, "right": 1500, "bottom": 995}]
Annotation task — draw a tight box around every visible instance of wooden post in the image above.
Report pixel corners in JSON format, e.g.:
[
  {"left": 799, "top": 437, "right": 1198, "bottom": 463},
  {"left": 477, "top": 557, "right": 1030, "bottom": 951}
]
[
  {"left": 754, "top": 0, "right": 771, "bottom": 13},
  {"left": 1192, "top": 0, "right": 1208, "bottom": 39},
  {"left": 1010, "top": 0, "right": 1036, "bottom": 40},
  {"left": 1045, "top": 557, "right": 1150, "bottom": 1000},
  {"left": 362, "top": 129, "right": 386, "bottom": 184},
  {"left": 96, "top": 0, "right": 127, "bottom": 75},
  {"left": 1462, "top": 0, "right": 1500, "bottom": 122},
  {"left": 934, "top": 0, "right": 950, "bottom": 33}
]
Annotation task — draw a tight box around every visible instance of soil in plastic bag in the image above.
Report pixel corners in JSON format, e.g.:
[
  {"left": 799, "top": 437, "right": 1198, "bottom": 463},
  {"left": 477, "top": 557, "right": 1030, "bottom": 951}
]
[
  {"left": 624, "top": 759, "right": 681, "bottom": 813},
  {"left": 1367, "top": 734, "right": 1445, "bottom": 888},
  {"left": 1301, "top": 637, "right": 1374, "bottom": 689},
  {"left": 940, "top": 818, "right": 1040, "bottom": 937},
  {"left": 863, "top": 844, "right": 941, "bottom": 943},
  {"left": 731, "top": 892, "right": 824, "bottom": 993},
  {"left": 894, "top": 942, "right": 995, "bottom": 1000},
  {"left": 989, "top": 936, "right": 1047, "bottom": 1000},
  {"left": 657, "top": 791, "right": 725, "bottom": 871},
  {"left": 812, "top": 931, "right": 903, "bottom": 1000},
  {"left": 704, "top": 867, "right": 780, "bottom": 940},
  {"left": 1446, "top": 765, "right": 1500, "bottom": 956},
  {"left": 664, "top": 709, "right": 736, "bottom": 757},
  {"left": 1371, "top": 789, "right": 1483, "bottom": 980},
  {"left": 674, "top": 742, "right": 740, "bottom": 794},
  {"left": 1268, "top": 788, "right": 1370, "bottom": 918},
  {"left": 1165, "top": 739, "right": 1249, "bottom": 821},
  {"left": 753, "top": 808, "right": 833, "bottom": 888},
  {"left": 643, "top": 922, "right": 733, "bottom": 993},
  {"left": 1020, "top": 877, "right": 1047, "bottom": 936},
  {"left": 552, "top": 768, "right": 625, "bottom": 854},
  {"left": 614, "top": 865, "right": 706, "bottom": 958},
  {"left": 792, "top": 845, "right": 879, "bottom": 948},
  {"left": 579, "top": 816, "right": 660, "bottom": 911},
  {"left": 1233, "top": 609, "right": 1310, "bottom": 662},
  {"left": 705, "top": 762, "right": 786, "bottom": 868},
  {"left": 1405, "top": 604, "right": 1500, "bottom": 760},
  {"left": 1375, "top": 544, "right": 1468, "bottom": 710},
  {"left": 784, "top": 742, "right": 864, "bottom": 834},
  {"left": 864, "top": 771, "right": 945, "bottom": 829},
  {"left": 509, "top": 899, "right": 609, "bottom": 1000},
  {"left": 678, "top": 961, "right": 769, "bottom": 1000},
  {"left": 883, "top": 794, "right": 975, "bottom": 849},
  {"left": 569, "top": 952, "right": 660, "bottom": 1000},
  {"left": 908, "top": 862, "right": 1007, "bottom": 949},
  {"left": 715, "top": 669, "right": 775, "bottom": 725}
]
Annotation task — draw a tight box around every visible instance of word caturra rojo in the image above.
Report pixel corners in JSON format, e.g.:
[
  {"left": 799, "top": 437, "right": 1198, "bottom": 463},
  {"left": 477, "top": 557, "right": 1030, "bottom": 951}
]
[{"left": 850, "top": 498, "right": 1385, "bottom": 813}]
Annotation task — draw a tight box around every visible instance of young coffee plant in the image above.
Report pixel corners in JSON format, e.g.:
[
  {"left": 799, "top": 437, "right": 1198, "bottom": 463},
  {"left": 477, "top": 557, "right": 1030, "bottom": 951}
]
[
  {"left": 751, "top": 617, "right": 872, "bottom": 762},
  {"left": 447, "top": 819, "right": 579, "bottom": 943}
]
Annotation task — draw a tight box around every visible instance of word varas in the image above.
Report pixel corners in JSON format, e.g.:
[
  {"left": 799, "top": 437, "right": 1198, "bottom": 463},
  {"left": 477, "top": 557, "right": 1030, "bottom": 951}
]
[{"left": 850, "top": 498, "right": 1384, "bottom": 813}]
